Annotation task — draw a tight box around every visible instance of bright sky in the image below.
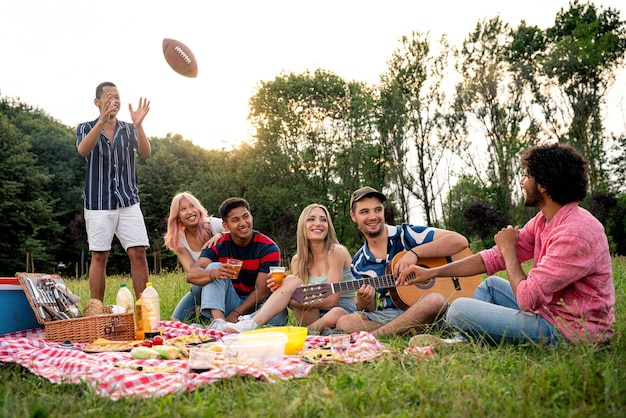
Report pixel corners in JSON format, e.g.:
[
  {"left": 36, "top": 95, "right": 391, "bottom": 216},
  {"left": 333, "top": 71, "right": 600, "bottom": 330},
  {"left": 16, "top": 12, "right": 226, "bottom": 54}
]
[{"left": 1, "top": 0, "right": 625, "bottom": 151}]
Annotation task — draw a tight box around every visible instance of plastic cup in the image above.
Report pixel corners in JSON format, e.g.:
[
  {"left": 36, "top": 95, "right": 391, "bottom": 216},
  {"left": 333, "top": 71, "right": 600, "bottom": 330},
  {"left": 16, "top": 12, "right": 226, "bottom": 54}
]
[
  {"left": 330, "top": 334, "right": 350, "bottom": 356},
  {"left": 227, "top": 259, "right": 243, "bottom": 280},
  {"left": 188, "top": 347, "right": 216, "bottom": 373},
  {"left": 269, "top": 266, "right": 286, "bottom": 287}
]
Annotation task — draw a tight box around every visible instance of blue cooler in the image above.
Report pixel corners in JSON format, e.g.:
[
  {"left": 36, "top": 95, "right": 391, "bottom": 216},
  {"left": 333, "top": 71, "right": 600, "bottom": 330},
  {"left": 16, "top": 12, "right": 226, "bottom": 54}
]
[{"left": 0, "top": 277, "right": 43, "bottom": 335}]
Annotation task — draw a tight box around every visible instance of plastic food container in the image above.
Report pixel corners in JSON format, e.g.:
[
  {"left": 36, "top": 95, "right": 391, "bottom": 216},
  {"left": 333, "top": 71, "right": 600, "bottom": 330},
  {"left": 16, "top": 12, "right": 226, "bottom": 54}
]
[
  {"left": 242, "top": 326, "right": 308, "bottom": 355},
  {"left": 221, "top": 332, "right": 287, "bottom": 367}
]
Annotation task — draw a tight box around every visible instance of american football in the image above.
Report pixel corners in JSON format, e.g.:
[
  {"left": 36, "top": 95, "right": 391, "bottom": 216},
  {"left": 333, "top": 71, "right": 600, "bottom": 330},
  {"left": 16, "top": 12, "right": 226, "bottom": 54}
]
[{"left": 162, "top": 38, "right": 198, "bottom": 78}]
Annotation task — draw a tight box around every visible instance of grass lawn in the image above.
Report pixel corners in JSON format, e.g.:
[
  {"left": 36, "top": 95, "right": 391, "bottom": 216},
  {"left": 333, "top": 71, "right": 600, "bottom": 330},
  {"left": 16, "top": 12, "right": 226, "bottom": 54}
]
[{"left": 1, "top": 258, "right": 624, "bottom": 417}]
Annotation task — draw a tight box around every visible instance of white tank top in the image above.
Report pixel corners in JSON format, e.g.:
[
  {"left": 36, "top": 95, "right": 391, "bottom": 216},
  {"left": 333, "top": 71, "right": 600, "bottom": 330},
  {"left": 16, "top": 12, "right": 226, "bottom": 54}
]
[{"left": 179, "top": 217, "right": 225, "bottom": 261}]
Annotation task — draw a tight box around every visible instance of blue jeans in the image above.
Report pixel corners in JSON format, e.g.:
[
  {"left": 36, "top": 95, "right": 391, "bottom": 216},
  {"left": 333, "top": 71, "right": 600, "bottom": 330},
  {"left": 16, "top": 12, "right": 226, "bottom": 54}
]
[
  {"left": 320, "top": 298, "right": 357, "bottom": 315},
  {"left": 446, "top": 276, "right": 564, "bottom": 346},
  {"left": 171, "top": 263, "right": 221, "bottom": 322},
  {"left": 171, "top": 290, "right": 198, "bottom": 322},
  {"left": 171, "top": 263, "right": 288, "bottom": 325}
]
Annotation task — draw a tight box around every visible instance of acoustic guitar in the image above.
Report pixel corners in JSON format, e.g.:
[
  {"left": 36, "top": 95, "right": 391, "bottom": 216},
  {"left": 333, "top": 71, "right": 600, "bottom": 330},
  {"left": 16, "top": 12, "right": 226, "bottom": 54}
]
[{"left": 291, "top": 247, "right": 482, "bottom": 310}]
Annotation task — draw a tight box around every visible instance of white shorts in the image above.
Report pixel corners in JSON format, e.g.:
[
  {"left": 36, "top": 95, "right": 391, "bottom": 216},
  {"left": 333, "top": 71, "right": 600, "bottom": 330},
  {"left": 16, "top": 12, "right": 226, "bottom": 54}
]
[{"left": 84, "top": 203, "right": 150, "bottom": 251}]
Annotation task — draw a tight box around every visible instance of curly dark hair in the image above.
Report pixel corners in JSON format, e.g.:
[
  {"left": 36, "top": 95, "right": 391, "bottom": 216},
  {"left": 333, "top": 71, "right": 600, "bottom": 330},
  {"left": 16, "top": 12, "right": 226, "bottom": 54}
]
[
  {"left": 218, "top": 197, "right": 251, "bottom": 220},
  {"left": 521, "top": 143, "right": 588, "bottom": 205}
]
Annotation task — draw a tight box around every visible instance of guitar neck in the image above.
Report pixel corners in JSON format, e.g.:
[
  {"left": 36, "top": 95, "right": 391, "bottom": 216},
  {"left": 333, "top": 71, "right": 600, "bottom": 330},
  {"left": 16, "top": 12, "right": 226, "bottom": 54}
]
[
  {"left": 295, "top": 250, "right": 479, "bottom": 308},
  {"left": 330, "top": 274, "right": 409, "bottom": 293}
]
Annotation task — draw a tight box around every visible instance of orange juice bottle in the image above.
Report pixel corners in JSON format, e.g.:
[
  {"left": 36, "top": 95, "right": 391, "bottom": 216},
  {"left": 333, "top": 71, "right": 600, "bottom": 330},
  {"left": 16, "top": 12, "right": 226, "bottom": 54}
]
[
  {"left": 135, "top": 293, "right": 144, "bottom": 340},
  {"left": 141, "top": 282, "right": 161, "bottom": 332}
]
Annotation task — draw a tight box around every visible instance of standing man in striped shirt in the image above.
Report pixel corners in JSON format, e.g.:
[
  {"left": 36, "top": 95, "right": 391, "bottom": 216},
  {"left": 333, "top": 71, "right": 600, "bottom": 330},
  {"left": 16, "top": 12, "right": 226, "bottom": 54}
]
[{"left": 76, "top": 81, "right": 151, "bottom": 301}]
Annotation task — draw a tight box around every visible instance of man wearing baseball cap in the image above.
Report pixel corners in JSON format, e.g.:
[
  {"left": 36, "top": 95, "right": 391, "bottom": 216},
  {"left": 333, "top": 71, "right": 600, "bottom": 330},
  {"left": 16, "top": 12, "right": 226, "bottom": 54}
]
[{"left": 336, "top": 186, "right": 469, "bottom": 338}]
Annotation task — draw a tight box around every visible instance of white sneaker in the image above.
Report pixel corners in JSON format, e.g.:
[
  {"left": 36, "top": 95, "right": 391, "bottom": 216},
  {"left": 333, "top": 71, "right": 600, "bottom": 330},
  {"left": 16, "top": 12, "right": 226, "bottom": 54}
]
[
  {"left": 441, "top": 335, "right": 468, "bottom": 344},
  {"left": 206, "top": 318, "right": 227, "bottom": 331},
  {"left": 223, "top": 319, "right": 259, "bottom": 333},
  {"left": 408, "top": 334, "right": 467, "bottom": 347}
]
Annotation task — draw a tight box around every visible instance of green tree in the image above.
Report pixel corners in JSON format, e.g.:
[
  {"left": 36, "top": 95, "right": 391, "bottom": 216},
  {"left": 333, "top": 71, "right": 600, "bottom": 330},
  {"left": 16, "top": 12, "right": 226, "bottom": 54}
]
[
  {"left": 138, "top": 134, "right": 236, "bottom": 272},
  {"left": 5, "top": 102, "right": 85, "bottom": 270},
  {"left": 247, "top": 70, "right": 383, "bottom": 253},
  {"left": 441, "top": 174, "right": 486, "bottom": 241},
  {"left": 379, "top": 32, "right": 459, "bottom": 225},
  {"left": 454, "top": 16, "right": 539, "bottom": 223},
  {"left": 522, "top": 0, "right": 626, "bottom": 192},
  {"left": 0, "top": 110, "right": 60, "bottom": 274},
  {"left": 609, "top": 134, "right": 626, "bottom": 193}
]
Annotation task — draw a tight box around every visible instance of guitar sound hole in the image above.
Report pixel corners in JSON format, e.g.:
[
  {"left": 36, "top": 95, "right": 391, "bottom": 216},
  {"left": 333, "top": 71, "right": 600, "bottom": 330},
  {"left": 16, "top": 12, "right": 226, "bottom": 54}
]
[
  {"left": 414, "top": 264, "right": 435, "bottom": 290},
  {"left": 414, "top": 278, "right": 435, "bottom": 290}
]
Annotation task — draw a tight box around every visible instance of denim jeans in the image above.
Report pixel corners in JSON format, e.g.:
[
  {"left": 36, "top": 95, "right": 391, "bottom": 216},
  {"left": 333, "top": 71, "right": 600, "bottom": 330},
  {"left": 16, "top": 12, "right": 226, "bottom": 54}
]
[
  {"left": 320, "top": 298, "right": 357, "bottom": 315},
  {"left": 171, "top": 262, "right": 220, "bottom": 322},
  {"left": 446, "top": 276, "right": 563, "bottom": 346},
  {"left": 171, "top": 290, "right": 198, "bottom": 322},
  {"left": 171, "top": 262, "right": 287, "bottom": 325}
]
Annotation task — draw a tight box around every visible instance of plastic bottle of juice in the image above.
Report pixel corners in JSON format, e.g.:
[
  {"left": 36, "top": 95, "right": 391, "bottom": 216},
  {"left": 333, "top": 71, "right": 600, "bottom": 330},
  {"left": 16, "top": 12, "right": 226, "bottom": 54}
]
[
  {"left": 135, "top": 293, "right": 144, "bottom": 340},
  {"left": 115, "top": 283, "right": 134, "bottom": 313},
  {"left": 141, "top": 282, "right": 161, "bottom": 333}
]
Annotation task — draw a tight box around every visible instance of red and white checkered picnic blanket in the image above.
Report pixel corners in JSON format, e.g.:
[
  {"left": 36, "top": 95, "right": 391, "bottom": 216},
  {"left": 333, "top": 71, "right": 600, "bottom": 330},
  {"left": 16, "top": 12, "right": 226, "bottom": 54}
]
[{"left": 0, "top": 321, "right": 391, "bottom": 400}]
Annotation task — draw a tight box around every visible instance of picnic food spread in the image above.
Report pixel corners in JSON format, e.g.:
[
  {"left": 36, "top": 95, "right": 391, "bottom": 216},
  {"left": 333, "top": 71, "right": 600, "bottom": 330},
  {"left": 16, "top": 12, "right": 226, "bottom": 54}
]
[
  {"left": 0, "top": 321, "right": 393, "bottom": 399},
  {"left": 1, "top": 275, "right": 397, "bottom": 399},
  {"left": 83, "top": 340, "right": 134, "bottom": 353}
]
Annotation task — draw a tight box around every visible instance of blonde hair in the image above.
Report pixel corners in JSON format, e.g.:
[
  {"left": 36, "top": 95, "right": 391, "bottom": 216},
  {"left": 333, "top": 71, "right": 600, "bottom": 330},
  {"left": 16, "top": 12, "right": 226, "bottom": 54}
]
[
  {"left": 292, "top": 203, "right": 339, "bottom": 284},
  {"left": 163, "top": 192, "right": 212, "bottom": 251}
]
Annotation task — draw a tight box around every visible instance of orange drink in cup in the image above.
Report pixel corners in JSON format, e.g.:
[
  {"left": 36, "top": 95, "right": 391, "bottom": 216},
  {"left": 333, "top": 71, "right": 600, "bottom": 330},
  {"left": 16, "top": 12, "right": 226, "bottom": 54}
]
[
  {"left": 188, "top": 347, "right": 216, "bottom": 373},
  {"left": 269, "top": 266, "right": 286, "bottom": 287},
  {"left": 227, "top": 258, "right": 243, "bottom": 280}
]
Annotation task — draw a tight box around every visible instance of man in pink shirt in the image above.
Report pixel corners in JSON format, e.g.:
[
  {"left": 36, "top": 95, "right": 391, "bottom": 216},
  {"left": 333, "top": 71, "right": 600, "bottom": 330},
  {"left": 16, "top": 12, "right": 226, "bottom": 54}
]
[{"left": 399, "top": 143, "right": 614, "bottom": 346}]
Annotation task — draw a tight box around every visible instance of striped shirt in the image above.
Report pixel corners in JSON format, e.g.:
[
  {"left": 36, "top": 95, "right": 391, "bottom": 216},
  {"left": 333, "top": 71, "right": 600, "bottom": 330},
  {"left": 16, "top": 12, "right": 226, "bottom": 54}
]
[
  {"left": 200, "top": 231, "right": 280, "bottom": 296},
  {"left": 352, "top": 223, "right": 436, "bottom": 309},
  {"left": 76, "top": 118, "right": 140, "bottom": 210}
]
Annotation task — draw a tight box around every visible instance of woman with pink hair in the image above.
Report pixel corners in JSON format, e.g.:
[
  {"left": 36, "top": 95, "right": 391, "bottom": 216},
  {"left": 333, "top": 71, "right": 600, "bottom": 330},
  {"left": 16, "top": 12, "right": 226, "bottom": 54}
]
[{"left": 164, "top": 192, "right": 225, "bottom": 321}]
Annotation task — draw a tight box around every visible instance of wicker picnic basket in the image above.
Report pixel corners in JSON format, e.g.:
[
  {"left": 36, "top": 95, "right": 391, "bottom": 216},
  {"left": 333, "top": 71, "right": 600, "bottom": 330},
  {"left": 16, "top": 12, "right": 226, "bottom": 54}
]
[
  {"left": 16, "top": 272, "right": 135, "bottom": 343},
  {"left": 44, "top": 312, "right": 135, "bottom": 343}
]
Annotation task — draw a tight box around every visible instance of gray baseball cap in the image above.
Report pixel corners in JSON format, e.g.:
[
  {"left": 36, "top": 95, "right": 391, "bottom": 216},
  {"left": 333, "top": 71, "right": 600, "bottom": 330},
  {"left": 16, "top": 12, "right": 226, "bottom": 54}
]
[{"left": 350, "top": 186, "right": 386, "bottom": 208}]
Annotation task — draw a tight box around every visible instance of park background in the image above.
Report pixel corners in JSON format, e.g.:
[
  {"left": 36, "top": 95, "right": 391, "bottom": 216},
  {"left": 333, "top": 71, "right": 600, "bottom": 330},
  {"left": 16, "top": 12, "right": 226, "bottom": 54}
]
[
  {"left": 1, "top": 0, "right": 626, "bottom": 276},
  {"left": 1, "top": 3, "right": 625, "bottom": 416}
]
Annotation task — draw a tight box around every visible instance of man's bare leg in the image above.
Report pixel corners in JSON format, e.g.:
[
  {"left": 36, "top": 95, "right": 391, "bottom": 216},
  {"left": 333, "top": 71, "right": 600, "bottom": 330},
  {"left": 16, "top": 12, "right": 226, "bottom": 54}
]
[
  {"left": 127, "top": 246, "right": 149, "bottom": 298},
  {"left": 371, "top": 293, "right": 448, "bottom": 338},
  {"left": 307, "top": 307, "right": 349, "bottom": 332},
  {"left": 336, "top": 312, "right": 384, "bottom": 333},
  {"left": 89, "top": 251, "right": 109, "bottom": 301}
]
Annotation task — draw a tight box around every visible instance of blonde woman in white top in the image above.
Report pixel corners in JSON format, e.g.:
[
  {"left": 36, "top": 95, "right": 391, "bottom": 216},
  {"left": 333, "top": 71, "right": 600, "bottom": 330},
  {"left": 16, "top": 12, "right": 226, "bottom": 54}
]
[{"left": 225, "top": 203, "right": 356, "bottom": 333}]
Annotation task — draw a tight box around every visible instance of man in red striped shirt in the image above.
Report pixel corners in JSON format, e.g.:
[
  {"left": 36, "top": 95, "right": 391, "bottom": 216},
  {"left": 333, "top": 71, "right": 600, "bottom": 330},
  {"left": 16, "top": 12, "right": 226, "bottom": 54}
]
[{"left": 188, "top": 197, "right": 287, "bottom": 330}]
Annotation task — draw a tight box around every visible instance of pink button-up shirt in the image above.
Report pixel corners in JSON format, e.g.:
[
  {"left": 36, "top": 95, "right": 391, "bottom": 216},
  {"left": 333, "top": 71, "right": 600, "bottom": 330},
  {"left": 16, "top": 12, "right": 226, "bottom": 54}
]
[{"left": 480, "top": 202, "right": 614, "bottom": 344}]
